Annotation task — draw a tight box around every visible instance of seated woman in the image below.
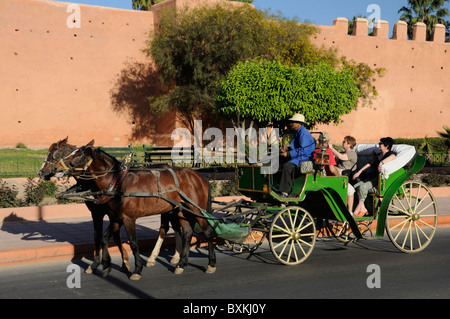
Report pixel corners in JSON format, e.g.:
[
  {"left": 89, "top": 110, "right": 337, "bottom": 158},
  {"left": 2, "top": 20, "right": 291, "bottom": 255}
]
[
  {"left": 352, "top": 137, "right": 397, "bottom": 217},
  {"left": 329, "top": 135, "right": 357, "bottom": 212}
]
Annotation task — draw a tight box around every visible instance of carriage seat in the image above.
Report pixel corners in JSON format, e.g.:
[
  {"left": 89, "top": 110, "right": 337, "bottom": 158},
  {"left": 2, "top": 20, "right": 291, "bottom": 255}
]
[{"left": 354, "top": 144, "right": 417, "bottom": 195}]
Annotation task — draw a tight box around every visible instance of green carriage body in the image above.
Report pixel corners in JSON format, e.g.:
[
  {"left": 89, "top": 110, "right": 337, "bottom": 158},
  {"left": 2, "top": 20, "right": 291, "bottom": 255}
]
[{"left": 236, "top": 154, "right": 427, "bottom": 238}]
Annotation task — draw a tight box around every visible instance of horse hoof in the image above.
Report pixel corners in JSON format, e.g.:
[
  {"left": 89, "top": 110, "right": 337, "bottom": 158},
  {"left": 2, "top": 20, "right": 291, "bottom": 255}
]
[
  {"left": 85, "top": 266, "right": 94, "bottom": 274},
  {"left": 102, "top": 267, "right": 111, "bottom": 278},
  {"left": 206, "top": 266, "right": 216, "bottom": 274},
  {"left": 146, "top": 259, "right": 156, "bottom": 267},
  {"left": 130, "top": 273, "right": 142, "bottom": 281},
  {"left": 170, "top": 256, "right": 180, "bottom": 264},
  {"left": 174, "top": 267, "right": 184, "bottom": 275}
]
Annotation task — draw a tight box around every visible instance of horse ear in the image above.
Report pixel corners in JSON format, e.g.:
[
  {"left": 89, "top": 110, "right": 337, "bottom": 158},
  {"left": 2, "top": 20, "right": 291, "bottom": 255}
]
[
  {"left": 61, "top": 136, "right": 68, "bottom": 143},
  {"left": 81, "top": 144, "right": 94, "bottom": 154},
  {"left": 87, "top": 139, "right": 95, "bottom": 146}
]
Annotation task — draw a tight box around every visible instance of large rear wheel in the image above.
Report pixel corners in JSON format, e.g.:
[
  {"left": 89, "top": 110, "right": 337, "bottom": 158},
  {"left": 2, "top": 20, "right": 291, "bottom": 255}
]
[
  {"left": 386, "top": 181, "right": 437, "bottom": 253},
  {"left": 269, "top": 206, "right": 316, "bottom": 265}
]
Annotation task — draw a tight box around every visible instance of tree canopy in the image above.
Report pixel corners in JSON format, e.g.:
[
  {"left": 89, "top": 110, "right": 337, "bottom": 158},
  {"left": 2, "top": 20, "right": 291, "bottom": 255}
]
[
  {"left": 215, "top": 60, "right": 359, "bottom": 128},
  {"left": 146, "top": 3, "right": 336, "bottom": 131}
]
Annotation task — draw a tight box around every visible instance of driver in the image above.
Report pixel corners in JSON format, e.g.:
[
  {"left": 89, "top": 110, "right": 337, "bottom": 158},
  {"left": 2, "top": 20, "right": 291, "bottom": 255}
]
[{"left": 278, "top": 113, "right": 315, "bottom": 197}]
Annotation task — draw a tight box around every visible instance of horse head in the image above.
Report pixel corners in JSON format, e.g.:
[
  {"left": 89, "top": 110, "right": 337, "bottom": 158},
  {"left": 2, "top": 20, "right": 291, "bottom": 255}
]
[{"left": 38, "top": 138, "right": 95, "bottom": 180}]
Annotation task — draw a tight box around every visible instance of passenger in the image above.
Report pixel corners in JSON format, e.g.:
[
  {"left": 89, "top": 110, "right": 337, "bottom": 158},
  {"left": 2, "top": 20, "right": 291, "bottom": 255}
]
[
  {"left": 278, "top": 113, "right": 315, "bottom": 197},
  {"left": 329, "top": 136, "right": 358, "bottom": 212},
  {"left": 352, "top": 137, "right": 397, "bottom": 217},
  {"left": 313, "top": 132, "right": 339, "bottom": 176}
]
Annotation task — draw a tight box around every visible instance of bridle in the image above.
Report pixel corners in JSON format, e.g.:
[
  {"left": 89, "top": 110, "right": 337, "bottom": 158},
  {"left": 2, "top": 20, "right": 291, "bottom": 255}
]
[{"left": 43, "top": 143, "right": 95, "bottom": 177}]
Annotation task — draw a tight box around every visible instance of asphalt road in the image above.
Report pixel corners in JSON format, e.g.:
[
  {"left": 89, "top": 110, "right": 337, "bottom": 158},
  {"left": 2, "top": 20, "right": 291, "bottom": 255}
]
[{"left": 1, "top": 225, "right": 449, "bottom": 303}]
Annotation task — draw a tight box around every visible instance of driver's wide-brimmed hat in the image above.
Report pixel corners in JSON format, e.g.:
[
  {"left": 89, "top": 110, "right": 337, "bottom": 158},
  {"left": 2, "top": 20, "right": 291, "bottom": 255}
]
[{"left": 287, "top": 113, "right": 308, "bottom": 125}]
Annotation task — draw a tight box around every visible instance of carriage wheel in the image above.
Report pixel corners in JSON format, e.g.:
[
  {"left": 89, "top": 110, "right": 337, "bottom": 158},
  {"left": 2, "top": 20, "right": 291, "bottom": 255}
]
[
  {"left": 329, "top": 221, "right": 354, "bottom": 243},
  {"left": 269, "top": 206, "right": 316, "bottom": 265},
  {"left": 329, "top": 220, "right": 373, "bottom": 243},
  {"left": 225, "top": 229, "right": 266, "bottom": 254},
  {"left": 224, "top": 206, "right": 266, "bottom": 253},
  {"left": 385, "top": 181, "right": 437, "bottom": 253}
]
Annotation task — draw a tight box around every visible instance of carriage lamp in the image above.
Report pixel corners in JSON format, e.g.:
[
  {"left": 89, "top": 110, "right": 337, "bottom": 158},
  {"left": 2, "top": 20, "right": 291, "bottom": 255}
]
[{"left": 314, "top": 147, "right": 330, "bottom": 165}]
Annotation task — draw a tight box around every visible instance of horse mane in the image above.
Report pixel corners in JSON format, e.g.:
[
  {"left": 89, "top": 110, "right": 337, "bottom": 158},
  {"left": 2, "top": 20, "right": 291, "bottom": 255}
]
[{"left": 96, "top": 147, "right": 120, "bottom": 167}]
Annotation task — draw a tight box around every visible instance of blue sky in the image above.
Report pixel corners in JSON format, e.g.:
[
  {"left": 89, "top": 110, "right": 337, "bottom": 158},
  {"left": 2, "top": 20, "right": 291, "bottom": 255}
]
[{"left": 54, "top": 0, "right": 449, "bottom": 36}]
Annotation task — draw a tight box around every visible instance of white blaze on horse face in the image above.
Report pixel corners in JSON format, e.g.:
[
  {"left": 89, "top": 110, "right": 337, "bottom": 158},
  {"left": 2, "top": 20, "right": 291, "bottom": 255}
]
[
  {"left": 39, "top": 152, "right": 51, "bottom": 172},
  {"left": 65, "top": 148, "right": 79, "bottom": 159}
]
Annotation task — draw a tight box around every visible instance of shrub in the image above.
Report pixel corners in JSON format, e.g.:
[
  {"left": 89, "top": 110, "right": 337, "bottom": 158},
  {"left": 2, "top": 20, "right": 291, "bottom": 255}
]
[
  {"left": 393, "top": 137, "right": 448, "bottom": 153},
  {"left": 421, "top": 172, "right": 450, "bottom": 187},
  {"left": 0, "top": 179, "right": 20, "bottom": 208},
  {"left": 23, "top": 178, "right": 57, "bottom": 206}
]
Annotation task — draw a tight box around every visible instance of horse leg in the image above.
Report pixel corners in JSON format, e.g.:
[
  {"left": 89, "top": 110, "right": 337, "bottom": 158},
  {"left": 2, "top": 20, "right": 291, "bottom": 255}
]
[
  {"left": 186, "top": 204, "right": 216, "bottom": 274},
  {"left": 174, "top": 216, "right": 193, "bottom": 275},
  {"left": 170, "top": 212, "right": 182, "bottom": 265},
  {"left": 203, "top": 223, "right": 217, "bottom": 274},
  {"left": 85, "top": 211, "right": 103, "bottom": 274},
  {"left": 147, "top": 214, "right": 170, "bottom": 267},
  {"left": 123, "top": 217, "right": 143, "bottom": 280},
  {"left": 100, "top": 224, "right": 113, "bottom": 277},
  {"left": 198, "top": 219, "right": 217, "bottom": 274},
  {"left": 111, "top": 219, "right": 130, "bottom": 272}
]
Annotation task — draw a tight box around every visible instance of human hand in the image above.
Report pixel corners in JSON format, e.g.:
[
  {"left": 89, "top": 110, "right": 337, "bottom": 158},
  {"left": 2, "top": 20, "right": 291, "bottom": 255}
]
[{"left": 378, "top": 162, "right": 383, "bottom": 172}]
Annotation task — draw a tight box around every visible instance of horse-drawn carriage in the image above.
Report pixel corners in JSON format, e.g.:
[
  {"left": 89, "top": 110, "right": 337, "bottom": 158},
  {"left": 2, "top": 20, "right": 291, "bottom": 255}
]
[
  {"left": 226, "top": 141, "right": 438, "bottom": 265},
  {"left": 38, "top": 136, "right": 437, "bottom": 279}
]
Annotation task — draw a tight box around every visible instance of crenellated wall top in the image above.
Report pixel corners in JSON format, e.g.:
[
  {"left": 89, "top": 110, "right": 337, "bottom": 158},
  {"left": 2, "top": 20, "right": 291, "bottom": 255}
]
[{"left": 316, "top": 17, "right": 448, "bottom": 44}]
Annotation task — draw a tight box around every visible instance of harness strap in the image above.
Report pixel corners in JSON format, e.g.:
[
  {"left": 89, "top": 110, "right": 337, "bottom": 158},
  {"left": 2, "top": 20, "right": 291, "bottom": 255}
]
[{"left": 59, "top": 158, "right": 93, "bottom": 172}]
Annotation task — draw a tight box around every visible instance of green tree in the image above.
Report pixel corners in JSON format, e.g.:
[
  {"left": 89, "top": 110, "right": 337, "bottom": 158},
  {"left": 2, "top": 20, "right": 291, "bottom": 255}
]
[
  {"left": 146, "top": 3, "right": 331, "bottom": 132},
  {"left": 398, "top": 0, "right": 450, "bottom": 40},
  {"left": 132, "top": 0, "right": 253, "bottom": 11},
  {"left": 132, "top": 0, "right": 163, "bottom": 10},
  {"left": 215, "top": 60, "right": 359, "bottom": 129}
]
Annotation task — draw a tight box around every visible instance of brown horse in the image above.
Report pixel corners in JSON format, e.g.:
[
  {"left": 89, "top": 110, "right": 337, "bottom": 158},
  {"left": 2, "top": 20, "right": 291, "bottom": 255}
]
[
  {"left": 38, "top": 138, "right": 130, "bottom": 275},
  {"left": 49, "top": 142, "right": 216, "bottom": 280},
  {"left": 38, "top": 138, "right": 182, "bottom": 274}
]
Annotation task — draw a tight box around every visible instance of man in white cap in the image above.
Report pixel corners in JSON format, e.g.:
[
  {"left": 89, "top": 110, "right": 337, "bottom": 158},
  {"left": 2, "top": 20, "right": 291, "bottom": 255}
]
[{"left": 278, "top": 113, "right": 315, "bottom": 197}]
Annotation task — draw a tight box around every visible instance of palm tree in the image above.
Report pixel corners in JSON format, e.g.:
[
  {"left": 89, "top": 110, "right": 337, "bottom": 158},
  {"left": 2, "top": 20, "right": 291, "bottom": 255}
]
[
  {"left": 398, "top": 0, "right": 450, "bottom": 40},
  {"left": 132, "top": 0, "right": 164, "bottom": 11},
  {"left": 437, "top": 125, "right": 450, "bottom": 149}
]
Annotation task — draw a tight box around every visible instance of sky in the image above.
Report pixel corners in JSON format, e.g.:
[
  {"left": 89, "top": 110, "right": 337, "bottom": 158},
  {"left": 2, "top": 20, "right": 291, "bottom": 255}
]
[{"left": 54, "top": 0, "right": 450, "bottom": 36}]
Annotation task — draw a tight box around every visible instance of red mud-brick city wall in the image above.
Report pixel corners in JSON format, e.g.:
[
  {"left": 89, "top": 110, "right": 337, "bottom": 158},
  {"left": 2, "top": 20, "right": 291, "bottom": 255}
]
[{"left": 0, "top": 0, "right": 448, "bottom": 148}]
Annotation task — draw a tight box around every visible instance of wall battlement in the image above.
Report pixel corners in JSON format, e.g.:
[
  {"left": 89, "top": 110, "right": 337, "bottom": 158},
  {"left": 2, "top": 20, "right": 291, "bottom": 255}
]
[{"left": 322, "top": 17, "right": 448, "bottom": 43}]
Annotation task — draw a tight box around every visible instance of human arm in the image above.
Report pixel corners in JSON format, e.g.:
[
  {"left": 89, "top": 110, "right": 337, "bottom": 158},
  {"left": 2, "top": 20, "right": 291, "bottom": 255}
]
[
  {"left": 329, "top": 144, "right": 349, "bottom": 161},
  {"left": 289, "top": 128, "right": 315, "bottom": 161},
  {"left": 352, "top": 163, "right": 370, "bottom": 180},
  {"left": 378, "top": 153, "right": 396, "bottom": 172}
]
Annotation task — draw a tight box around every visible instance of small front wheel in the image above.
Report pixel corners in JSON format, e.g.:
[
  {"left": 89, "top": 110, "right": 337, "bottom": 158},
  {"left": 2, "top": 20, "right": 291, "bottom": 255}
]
[{"left": 269, "top": 206, "right": 316, "bottom": 265}]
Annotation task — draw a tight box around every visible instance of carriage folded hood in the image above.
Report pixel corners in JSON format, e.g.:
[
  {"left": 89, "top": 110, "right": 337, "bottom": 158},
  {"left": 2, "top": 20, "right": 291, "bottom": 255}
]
[{"left": 354, "top": 144, "right": 418, "bottom": 179}]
